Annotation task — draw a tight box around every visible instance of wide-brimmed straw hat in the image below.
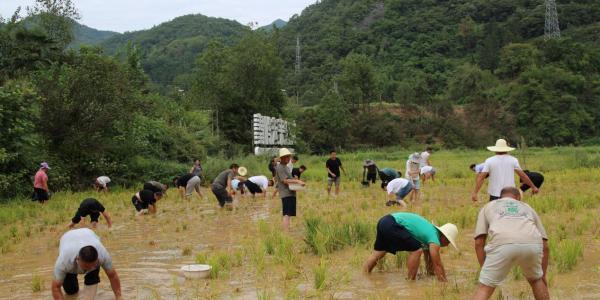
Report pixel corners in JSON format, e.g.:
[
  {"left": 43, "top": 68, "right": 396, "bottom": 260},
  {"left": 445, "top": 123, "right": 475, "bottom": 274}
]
[
  {"left": 487, "top": 139, "right": 515, "bottom": 152},
  {"left": 278, "top": 148, "right": 293, "bottom": 158},
  {"left": 435, "top": 223, "right": 459, "bottom": 251},
  {"left": 237, "top": 167, "right": 248, "bottom": 176}
]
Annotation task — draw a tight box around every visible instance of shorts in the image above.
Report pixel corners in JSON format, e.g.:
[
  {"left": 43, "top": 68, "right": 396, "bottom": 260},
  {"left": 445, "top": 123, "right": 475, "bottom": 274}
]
[
  {"left": 244, "top": 180, "right": 263, "bottom": 195},
  {"left": 410, "top": 178, "right": 421, "bottom": 190},
  {"left": 33, "top": 188, "right": 49, "bottom": 202},
  {"left": 71, "top": 211, "right": 100, "bottom": 224},
  {"left": 366, "top": 173, "right": 377, "bottom": 183},
  {"left": 63, "top": 268, "right": 100, "bottom": 295},
  {"left": 479, "top": 243, "right": 543, "bottom": 287},
  {"left": 211, "top": 184, "right": 232, "bottom": 207},
  {"left": 374, "top": 215, "right": 421, "bottom": 254},
  {"left": 185, "top": 176, "right": 201, "bottom": 196},
  {"left": 282, "top": 196, "right": 296, "bottom": 216},
  {"left": 489, "top": 195, "right": 501, "bottom": 201},
  {"left": 131, "top": 196, "right": 149, "bottom": 212},
  {"left": 396, "top": 182, "right": 414, "bottom": 200},
  {"left": 327, "top": 176, "right": 341, "bottom": 187}
]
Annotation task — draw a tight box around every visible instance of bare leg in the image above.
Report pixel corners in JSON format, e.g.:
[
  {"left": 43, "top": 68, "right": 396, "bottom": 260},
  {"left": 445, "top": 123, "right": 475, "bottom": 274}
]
[
  {"left": 406, "top": 249, "right": 423, "bottom": 280},
  {"left": 473, "top": 284, "right": 495, "bottom": 300},
  {"left": 335, "top": 184, "right": 340, "bottom": 196},
  {"left": 528, "top": 278, "right": 550, "bottom": 300},
  {"left": 363, "top": 251, "right": 387, "bottom": 273},
  {"left": 90, "top": 221, "right": 98, "bottom": 229},
  {"left": 282, "top": 215, "right": 291, "bottom": 231}
]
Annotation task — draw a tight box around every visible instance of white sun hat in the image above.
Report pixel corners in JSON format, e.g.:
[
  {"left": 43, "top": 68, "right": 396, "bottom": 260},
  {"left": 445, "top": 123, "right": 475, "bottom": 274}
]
[
  {"left": 237, "top": 167, "right": 248, "bottom": 176},
  {"left": 487, "top": 139, "right": 515, "bottom": 152},
  {"left": 278, "top": 148, "right": 293, "bottom": 158},
  {"left": 435, "top": 223, "right": 459, "bottom": 251}
]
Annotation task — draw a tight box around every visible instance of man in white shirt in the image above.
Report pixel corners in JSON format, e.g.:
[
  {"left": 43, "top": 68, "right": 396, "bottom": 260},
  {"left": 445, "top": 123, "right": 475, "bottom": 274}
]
[
  {"left": 236, "top": 175, "right": 273, "bottom": 197},
  {"left": 385, "top": 178, "right": 413, "bottom": 207},
  {"left": 52, "top": 228, "right": 121, "bottom": 300},
  {"left": 94, "top": 176, "right": 111, "bottom": 193},
  {"left": 472, "top": 139, "right": 538, "bottom": 202},
  {"left": 420, "top": 165, "right": 436, "bottom": 183},
  {"left": 473, "top": 187, "right": 549, "bottom": 300},
  {"left": 470, "top": 163, "right": 485, "bottom": 173}
]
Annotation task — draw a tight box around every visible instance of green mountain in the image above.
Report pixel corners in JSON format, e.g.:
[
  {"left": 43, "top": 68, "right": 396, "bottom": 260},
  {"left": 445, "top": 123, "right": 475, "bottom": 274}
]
[
  {"left": 70, "top": 21, "right": 118, "bottom": 48},
  {"left": 99, "top": 14, "right": 249, "bottom": 87},
  {"left": 259, "top": 19, "right": 288, "bottom": 31},
  {"left": 276, "top": 0, "right": 600, "bottom": 105}
]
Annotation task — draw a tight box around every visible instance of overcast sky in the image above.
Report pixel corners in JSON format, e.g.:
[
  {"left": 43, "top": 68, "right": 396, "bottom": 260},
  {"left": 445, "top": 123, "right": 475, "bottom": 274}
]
[{"left": 0, "top": 0, "right": 315, "bottom": 33}]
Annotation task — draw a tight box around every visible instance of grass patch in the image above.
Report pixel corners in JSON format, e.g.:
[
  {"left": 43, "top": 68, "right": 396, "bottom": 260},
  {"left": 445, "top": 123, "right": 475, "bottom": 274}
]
[{"left": 552, "top": 239, "right": 584, "bottom": 273}]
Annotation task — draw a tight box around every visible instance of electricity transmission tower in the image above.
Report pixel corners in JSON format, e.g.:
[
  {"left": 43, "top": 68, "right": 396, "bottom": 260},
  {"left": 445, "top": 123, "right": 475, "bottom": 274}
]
[{"left": 544, "top": 0, "right": 561, "bottom": 40}]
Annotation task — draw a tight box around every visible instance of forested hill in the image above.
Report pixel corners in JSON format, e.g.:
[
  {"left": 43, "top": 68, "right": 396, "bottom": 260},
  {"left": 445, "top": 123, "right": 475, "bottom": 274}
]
[
  {"left": 70, "top": 21, "right": 117, "bottom": 48},
  {"left": 276, "top": 0, "right": 600, "bottom": 105},
  {"left": 99, "top": 14, "right": 249, "bottom": 87}
]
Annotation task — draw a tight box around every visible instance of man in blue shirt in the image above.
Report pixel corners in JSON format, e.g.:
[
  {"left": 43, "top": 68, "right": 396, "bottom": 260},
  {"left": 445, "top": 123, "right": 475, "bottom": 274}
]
[{"left": 363, "top": 212, "right": 458, "bottom": 282}]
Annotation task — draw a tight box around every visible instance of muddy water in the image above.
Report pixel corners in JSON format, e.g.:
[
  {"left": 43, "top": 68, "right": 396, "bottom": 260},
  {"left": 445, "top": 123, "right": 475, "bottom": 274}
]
[{"left": 1, "top": 187, "right": 600, "bottom": 299}]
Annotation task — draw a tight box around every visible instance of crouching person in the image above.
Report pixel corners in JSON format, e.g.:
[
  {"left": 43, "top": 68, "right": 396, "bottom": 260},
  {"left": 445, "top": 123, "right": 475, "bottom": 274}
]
[
  {"left": 52, "top": 228, "right": 121, "bottom": 300},
  {"left": 473, "top": 187, "right": 549, "bottom": 300},
  {"left": 131, "top": 189, "right": 162, "bottom": 215},
  {"left": 363, "top": 212, "right": 458, "bottom": 282},
  {"left": 68, "top": 198, "right": 112, "bottom": 229}
]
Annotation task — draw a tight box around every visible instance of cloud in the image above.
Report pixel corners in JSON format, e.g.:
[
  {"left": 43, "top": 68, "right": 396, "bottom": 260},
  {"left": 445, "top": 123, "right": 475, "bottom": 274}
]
[{"left": 0, "top": 0, "right": 315, "bottom": 32}]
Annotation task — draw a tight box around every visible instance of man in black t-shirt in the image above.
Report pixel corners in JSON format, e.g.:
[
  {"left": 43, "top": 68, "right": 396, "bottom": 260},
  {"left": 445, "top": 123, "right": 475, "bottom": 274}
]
[
  {"left": 292, "top": 165, "right": 307, "bottom": 179},
  {"left": 520, "top": 170, "right": 544, "bottom": 193},
  {"left": 174, "top": 173, "right": 202, "bottom": 199},
  {"left": 363, "top": 160, "right": 379, "bottom": 184},
  {"left": 131, "top": 189, "right": 162, "bottom": 215},
  {"left": 144, "top": 181, "right": 168, "bottom": 194},
  {"left": 326, "top": 150, "right": 346, "bottom": 196},
  {"left": 68, "top": 198, "right": 113, "bottom": 229}
]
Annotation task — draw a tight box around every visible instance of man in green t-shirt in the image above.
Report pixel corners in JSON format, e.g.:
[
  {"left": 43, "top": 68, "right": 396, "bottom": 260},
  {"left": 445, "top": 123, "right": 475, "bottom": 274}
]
[{"left": 363, "top": 212, "right": 459, "bottom": 282}]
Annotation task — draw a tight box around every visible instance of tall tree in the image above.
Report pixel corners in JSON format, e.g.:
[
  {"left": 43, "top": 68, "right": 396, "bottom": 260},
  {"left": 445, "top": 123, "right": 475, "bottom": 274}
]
[{"left": 337, "top": 53, "right": 377, "bottom": 111}]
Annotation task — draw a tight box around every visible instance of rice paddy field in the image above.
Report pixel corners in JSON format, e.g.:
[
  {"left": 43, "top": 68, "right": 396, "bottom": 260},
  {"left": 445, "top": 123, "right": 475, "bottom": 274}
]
[{"left": 0, "top": 147, "right": 599, "bottom": 299}]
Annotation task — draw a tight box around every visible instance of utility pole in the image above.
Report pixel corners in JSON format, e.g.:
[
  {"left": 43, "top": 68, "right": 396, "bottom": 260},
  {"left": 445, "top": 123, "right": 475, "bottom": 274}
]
[{"left": 545, "top": 0, "right": 561, "bottom": 40}]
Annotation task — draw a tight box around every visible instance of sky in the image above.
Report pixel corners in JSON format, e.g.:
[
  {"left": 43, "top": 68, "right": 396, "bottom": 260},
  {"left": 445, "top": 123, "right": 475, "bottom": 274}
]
[{"left": 0, "top": 0, "right": 315, "bottom": 33}]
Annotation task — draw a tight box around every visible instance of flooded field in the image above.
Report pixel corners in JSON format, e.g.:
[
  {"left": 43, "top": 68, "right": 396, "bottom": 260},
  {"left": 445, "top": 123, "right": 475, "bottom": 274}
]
[{"left": 1, "top": 148, "right": 600, "bottom": 299}]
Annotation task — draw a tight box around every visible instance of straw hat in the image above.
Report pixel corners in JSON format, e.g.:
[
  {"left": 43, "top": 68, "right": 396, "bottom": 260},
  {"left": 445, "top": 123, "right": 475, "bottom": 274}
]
[
  {"left": 278, "top": 148, "right": 293, "bottom": 158},
  {"left": 237, "top": 167, "right": 248, "bottom": 176},
  {"left": 487, "top": 139, "right": 515, "bottom": 152},
  {"left": 435, "top": 223, "right": 459, "bottom": 251}
]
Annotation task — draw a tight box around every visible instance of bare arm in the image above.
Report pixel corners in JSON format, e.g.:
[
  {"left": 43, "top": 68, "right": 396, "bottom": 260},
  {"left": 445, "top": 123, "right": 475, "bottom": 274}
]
[
  {"left": 363, "top": 250, "right": 386, "bottom": 274},
  {"left": 105, "top": 268, "right": 122, "bottom": 299},
  {"left": 326, "top": 167, "right": 336, "bottom": 177},
  {"left": 516, "top": 169, "right": 539, "bottom": 194},
  {"left": 102, "top": 211, "right": 113, "bottom": 228},
  {"left": 472, "top": 172, "right": 488, "bottom": 202},
  {"left": 474, "top": 235, "right": 487, "bottom": 267},
  {"left": 542, "top": 239, "right": 549, "bottom": 283},
  {"left": 428, "top": 244, "right": 447, "bottom": 282},
  {"left": 51, "top": 280, "right": 64, "bottom": 300},
  {"left": 282, "top": 178, "right": 305, "bottom": 185}
]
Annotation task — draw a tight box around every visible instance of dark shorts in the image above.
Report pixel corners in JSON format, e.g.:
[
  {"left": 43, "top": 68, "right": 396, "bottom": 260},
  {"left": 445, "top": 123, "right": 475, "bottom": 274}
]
[
  {"left": 244, "top": 180, "right": 263, "bottom": 195},
  {"left": 211, "top": 184, "right": 232, "bottom": 207},
  {"left": 374, "top": 215, "right": 422, "bottom": 254},
  {"left": 366, "top": 172, "right": 377, "bottom": 183},
  {"left": 489, "top": 195, "right": 501, "bottom": 201},
  {"left": 63, "top": 268, "right": 100, "bottom": 295},
  {"left": 32, "top": 188, "right": 49, "bottom": 202},
  {"left": 282, "top": 196, "right": 296, "bottom": 216},
  {"left": 71, "top": 211, "right": 101, "bottom": 224},
  {"left": 131, "top": 196, "right": 149, "bottom": 211}
]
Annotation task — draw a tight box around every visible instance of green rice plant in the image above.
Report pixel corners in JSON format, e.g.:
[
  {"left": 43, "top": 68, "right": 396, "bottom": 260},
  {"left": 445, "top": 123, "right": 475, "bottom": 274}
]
[
  {"left": 511, "top": 266, "right": 523, "bottom": 280},
  {"left": 31, "top": 275, "right": 43, "bottom": 292},
  {"left": 181, "top": 246, "right": 192, "bottom": 256},
  {"left": 552, "top": 239, "right": 584, "bottom": 273},
  {"left": 395, "top": 251, "right": 409, "bottom": 270},
  {"left": 257, "top": 289, "right": 273, "bottom": 300},
  {"left": 314, "top": 259, "right": 327, "bottom": 290}
]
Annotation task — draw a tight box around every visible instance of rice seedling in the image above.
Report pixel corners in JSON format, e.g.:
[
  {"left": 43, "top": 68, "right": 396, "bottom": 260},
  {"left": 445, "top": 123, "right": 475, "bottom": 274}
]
[
  {"left": 552, "top": 239, "right": 584, "bottom": 273},
  {"left": 313, "top": 259, "right": 327, "bottom": 290},
  {"left": 31, "top": 275, "right": 43, "bottom": 292},
  {"left": 181, "top": 246, "right": 192, "bottom": 256}
]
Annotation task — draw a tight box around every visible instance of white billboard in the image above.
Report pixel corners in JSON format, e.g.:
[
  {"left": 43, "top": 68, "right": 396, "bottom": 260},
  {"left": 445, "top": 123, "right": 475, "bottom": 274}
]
[{"left": 253, "top": 114, "right": 294, "bottom": 154}]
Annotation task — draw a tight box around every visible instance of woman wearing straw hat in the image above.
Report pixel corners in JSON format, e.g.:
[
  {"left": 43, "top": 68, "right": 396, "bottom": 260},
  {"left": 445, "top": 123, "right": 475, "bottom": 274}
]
[
  {"left": 363, "top": 212, "right": 459, "bottom": 282},
  {"left": 275, "top": 148, "right": 305, "bottom": 231},
  {"left": 472, "top": 139, "right": 538, "bottom": 202}
]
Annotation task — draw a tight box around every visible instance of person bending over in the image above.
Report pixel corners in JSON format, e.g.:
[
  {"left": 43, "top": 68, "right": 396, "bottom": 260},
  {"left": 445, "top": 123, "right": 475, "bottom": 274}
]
[{"left": 68, "top": 198, "right": 112, "bottom": 229}]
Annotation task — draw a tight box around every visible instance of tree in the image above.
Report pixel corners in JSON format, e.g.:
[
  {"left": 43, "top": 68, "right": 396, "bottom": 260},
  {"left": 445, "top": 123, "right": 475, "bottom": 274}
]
[
  {"left": 337, "top": 53, "right": 378, "bottom": 111},
  {"left": 497, "top": 43, "right": 541, "bottom": 78},
  {"left": 27, "top": 0, "right": 80, "bottom": 49},
  {"left": 315, "top": 90, "right": 351, "bottom": 150}
]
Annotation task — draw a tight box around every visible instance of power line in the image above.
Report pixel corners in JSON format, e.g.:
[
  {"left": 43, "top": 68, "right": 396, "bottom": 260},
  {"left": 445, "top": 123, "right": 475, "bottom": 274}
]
[{"left": 545, "top": 0, "right": 561, "bottom": 40}]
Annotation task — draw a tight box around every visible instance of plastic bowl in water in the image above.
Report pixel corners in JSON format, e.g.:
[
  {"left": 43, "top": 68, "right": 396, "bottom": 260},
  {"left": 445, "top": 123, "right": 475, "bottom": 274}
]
[{"left": 181, "top": 264, "right": 211, "bottom": 279}]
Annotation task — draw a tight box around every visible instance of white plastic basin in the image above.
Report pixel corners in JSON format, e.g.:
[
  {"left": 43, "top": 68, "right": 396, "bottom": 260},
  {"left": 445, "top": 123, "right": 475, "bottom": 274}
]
[
  {"left": 288, "top": 183, "right": 305, "bottom": 191},
  {"left": 181, "top": 264, "right": 211, "bottom": 279}
]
